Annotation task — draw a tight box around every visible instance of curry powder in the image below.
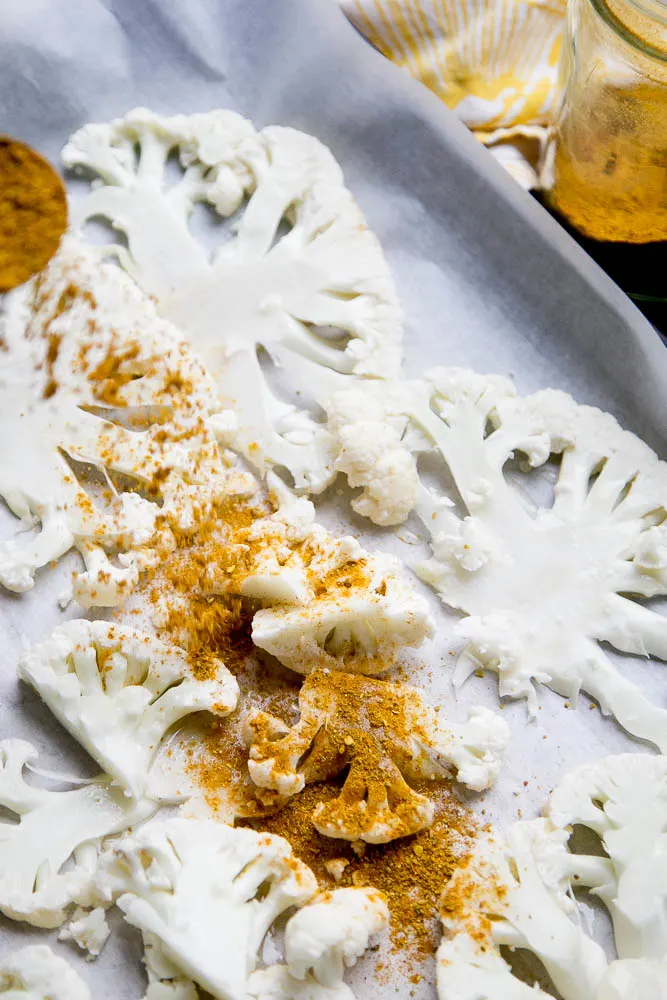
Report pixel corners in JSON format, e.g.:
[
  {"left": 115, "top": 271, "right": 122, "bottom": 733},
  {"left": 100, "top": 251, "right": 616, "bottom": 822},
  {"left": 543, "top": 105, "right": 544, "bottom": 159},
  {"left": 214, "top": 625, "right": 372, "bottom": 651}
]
[{"left": 0, "top": 138, "right": 68, "bottom": 292}]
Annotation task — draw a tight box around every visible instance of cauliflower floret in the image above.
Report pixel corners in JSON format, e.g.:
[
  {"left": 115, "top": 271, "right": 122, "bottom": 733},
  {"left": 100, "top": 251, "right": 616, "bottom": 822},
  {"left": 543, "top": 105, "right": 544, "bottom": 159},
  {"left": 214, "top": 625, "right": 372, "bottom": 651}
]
[
  {"left": 144, "top": 986, "right": 199, "bottom": 1000},
  {"left": 64, "top": 108, "right": 402, "bottom": 494},
  {"left": 250, "top": 550, "right": 433, "bottom": 675},
  {"left": 321, "top": 368, "right": 548, "bottom": 529},
  {"left": 213, "top": 485, "right": 434, "bottom": 675},
  {"left": 0, "top": 945, "right": 91, "bottom": 999},
  {"left": 0, "top": 237, "right": 255, "bottom": 607},
  {"left": 19, "top": 620, "right": 239, "bottom": 800},
  {"left": 326, "top": 386, "right": 420, "bottom": 526},
  {"left": 596, "top": 958, "right": 667, "bottom": 999},
  {"left": 245, "top": 669, "right": 508, "bottom": 843},
  {"left": 248, "top": 888, "right": 388, "bottom": 1000},
  {"left": 0, "top": 740, "right": 155, "bottom": 928},
  {"left": 95, "top": 816, "right": 317, "bottom": 1000},
  {"left": 285, "top": 888, "right": 389, "bottom": 986}
]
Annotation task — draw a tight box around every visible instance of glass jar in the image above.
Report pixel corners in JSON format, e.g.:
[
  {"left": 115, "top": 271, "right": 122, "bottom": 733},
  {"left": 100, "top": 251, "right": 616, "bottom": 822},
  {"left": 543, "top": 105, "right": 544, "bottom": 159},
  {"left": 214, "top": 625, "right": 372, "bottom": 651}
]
[{"left": 543, "top": 0, "right": 667, "bottom": 242}]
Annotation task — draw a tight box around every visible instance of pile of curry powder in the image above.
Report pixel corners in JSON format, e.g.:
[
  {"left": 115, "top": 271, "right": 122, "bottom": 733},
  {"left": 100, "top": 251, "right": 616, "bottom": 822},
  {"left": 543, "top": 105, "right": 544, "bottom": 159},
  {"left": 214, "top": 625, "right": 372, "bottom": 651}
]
[{"left": 0, "top": 138, "right": 67, "bottom": 292}]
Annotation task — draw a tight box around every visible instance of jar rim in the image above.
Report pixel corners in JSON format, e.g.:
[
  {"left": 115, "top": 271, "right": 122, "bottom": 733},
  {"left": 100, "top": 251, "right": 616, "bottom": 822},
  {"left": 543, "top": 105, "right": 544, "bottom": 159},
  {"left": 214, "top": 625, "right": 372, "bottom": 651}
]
[{"left": 592, "top": 0, "right": 667, "bottom": 60}]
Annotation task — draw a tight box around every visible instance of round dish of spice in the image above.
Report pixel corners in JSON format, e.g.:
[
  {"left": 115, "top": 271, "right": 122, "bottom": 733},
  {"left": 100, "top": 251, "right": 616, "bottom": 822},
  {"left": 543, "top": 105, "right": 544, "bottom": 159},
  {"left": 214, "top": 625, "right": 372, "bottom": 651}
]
[{"left": 0, "top": 138, "right": 68, "bottom": 292}]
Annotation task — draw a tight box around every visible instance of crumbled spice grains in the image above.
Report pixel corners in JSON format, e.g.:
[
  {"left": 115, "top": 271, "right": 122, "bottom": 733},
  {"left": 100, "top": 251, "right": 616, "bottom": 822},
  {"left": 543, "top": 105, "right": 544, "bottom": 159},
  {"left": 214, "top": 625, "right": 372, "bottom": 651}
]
[
  {"left": 85, "top": 339, "right": 142, "bottom": 406},
  {"left": 142, "top": 498, "right": 265, "bottom": 672},
  {"left": 312, "top": 557, "right": 370, "bottom": 597},
  {"left": 242, "top": 777, "right": 478, "bottom": 962}
]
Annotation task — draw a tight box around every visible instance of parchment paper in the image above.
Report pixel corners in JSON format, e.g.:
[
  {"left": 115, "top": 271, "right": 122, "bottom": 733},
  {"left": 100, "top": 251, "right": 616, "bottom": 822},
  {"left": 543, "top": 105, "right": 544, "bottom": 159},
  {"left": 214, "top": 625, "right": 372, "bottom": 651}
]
[{"left": 1, "top": 1, "right": 666, "bottom": 997}]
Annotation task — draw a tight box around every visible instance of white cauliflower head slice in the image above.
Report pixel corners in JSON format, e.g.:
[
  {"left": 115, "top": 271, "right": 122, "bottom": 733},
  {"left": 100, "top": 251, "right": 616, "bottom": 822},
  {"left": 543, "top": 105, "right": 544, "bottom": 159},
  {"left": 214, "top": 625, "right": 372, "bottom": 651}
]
[
  {"left": 325, "top": 367, "right": 667, "bottom": 749},
  {"left": 284, "top": 887, "right": 389, "bottom": 986},
  {"left": 0, "top": 945, "right": 91, "bottom": 999},
  {"left": 0, "top": 235, "right": 254, "bottom": 607},
  {"left": 245, "top": 669, "right": 508, "bottom": 843},
  {"left": 546, "top": 753, "right": 667, "bottom": 961},
  {"left": 0, "top": 739, "right": 155, "bottom": 928},
  {"left": 212, "top": 486, "right": 434, "bottom": 675},
  {"left": 595, "top": 959, "right": 667, "bottom": 999},
  {"left": 438, "top": 753, "right": 667, "bottom": 1000},
  {"left": 18, "top": 619, "right": 238, "bottom": 800},
  {"left": 63, "top": 108, "right": 402, "bottom": 493},
  {"left": 438, "top": 820, "right": 609, "bottom": 1000},
  {"left": 95, "top": 816, "right": 317, "bottom": 1000}
]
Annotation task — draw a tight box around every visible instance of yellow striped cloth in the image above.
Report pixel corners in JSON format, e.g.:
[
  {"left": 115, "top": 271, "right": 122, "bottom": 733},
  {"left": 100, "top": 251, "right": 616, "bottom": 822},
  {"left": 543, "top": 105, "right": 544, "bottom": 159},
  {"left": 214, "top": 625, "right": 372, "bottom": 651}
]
[{"left": 341, "top": 0, "right": 566, "bottom": 187}]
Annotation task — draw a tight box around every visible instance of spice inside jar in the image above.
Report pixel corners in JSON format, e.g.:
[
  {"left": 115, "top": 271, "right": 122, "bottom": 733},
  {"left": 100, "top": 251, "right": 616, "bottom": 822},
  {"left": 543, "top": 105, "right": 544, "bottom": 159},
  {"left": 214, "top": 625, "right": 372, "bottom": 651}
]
[{"left": 543, "top": 0, "right": 667, "bottom": 242}]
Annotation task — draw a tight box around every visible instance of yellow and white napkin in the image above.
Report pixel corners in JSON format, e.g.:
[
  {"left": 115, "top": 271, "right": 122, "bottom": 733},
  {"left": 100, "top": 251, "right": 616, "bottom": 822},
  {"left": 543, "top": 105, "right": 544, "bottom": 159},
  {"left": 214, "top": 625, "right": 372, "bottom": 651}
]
[{"left": 341, "top": 0, "right": 566, "bottom": 187}]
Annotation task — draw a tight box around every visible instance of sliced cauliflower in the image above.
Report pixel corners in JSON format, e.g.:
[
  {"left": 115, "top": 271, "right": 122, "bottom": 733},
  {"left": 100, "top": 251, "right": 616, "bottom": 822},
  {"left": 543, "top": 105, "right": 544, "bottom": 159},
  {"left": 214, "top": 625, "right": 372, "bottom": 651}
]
[
  {"left": 546, "top": 754, "right": 667, "bottom": 960},
  {"left": 19, "top": 619, "right": 238, "bottom": 800},
  {"left": 438, "top": 820, "right": 609, "bottom": 1000},
  {"left": 0, "top": 945, "right": 91, "bottom": 999},
  {"left": 211, "top": 485, "right": 434, "bottom": 675},
  {"left": 437, "top": 753, "right": 667, "bottom": 999},
  {"left": 248, "top": 888, "right": 388, "bottom": 1000},
  {"left": 95, "top": 816, "right": 317, "bottom": 1000},
  {"left": 245, "top": 669, "right": 508, "bottom": 842},
  {"left": 0, "top": 236, "right": 255, "bottom": 607},
  {"left": 326, "top": 368, "right": 667, "bottom": 748},
  {"left": 0, "top": 739, "right": 155, "bottom": 928},
  {"left": 63, "top": 108, "right": 402, "bottom": 492},
  {"left": 58, "top": 906, "right": 110, "bottom": 958}
]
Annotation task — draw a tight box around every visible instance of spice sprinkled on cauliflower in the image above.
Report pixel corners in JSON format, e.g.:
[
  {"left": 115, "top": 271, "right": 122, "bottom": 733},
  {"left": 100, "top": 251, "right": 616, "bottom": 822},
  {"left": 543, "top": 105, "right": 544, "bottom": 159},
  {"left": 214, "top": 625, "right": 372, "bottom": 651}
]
[
  {"left": 0, "top": 236, "right": 254, "bottom": 608},
  {"left": 245, "top": 669, "right": 508, "bottom": 842},
  {"left": 209, "top": 485, "right": 434, "bottom": 674},
  {"left": 19, "top": 620, "right": 239, "bottom": 800},
  {"left": 438, "top": 753, "right": 667, "bottom": 999},
  {"left": 64, "top": 108, "right": 402, "bottom": 493}
]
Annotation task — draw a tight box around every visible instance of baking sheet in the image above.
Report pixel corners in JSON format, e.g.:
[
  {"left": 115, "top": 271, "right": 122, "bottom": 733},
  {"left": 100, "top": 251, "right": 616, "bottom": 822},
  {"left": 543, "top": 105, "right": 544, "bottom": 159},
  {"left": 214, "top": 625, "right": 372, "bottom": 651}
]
[{"left": 1, "top": 0, "right": 666, "bottom": 997}]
